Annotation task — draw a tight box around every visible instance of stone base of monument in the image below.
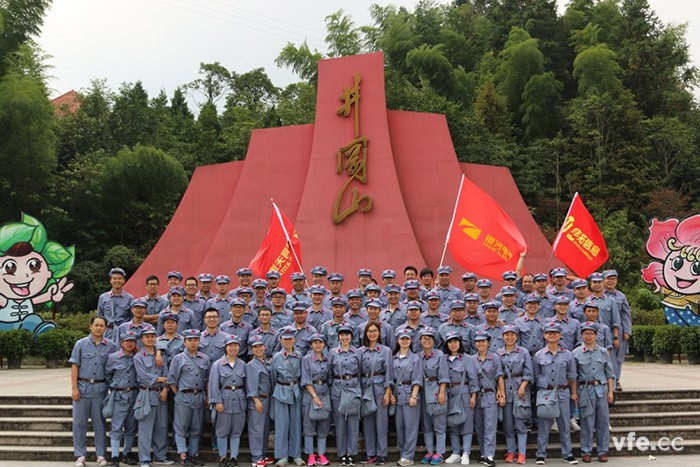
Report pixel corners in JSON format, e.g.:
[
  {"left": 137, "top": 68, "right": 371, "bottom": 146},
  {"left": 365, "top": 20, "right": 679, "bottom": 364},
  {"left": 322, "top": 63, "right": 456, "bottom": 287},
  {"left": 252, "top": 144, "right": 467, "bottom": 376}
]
[{"left": 0, "top": 391, "right": 699, "bottom": 461}]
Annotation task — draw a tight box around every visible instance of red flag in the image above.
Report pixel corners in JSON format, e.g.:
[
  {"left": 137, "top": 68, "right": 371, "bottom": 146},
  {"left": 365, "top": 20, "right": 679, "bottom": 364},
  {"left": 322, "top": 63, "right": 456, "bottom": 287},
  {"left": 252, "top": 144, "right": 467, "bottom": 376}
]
[
  {"left": 552, "top": 193, "right": 608, "bottom": 277},
  {"left": 249, "top": 202, "right": 303, "bottom": 291},
  {"left": 446, "top": 175, "right": 527, "bottom": 280}
]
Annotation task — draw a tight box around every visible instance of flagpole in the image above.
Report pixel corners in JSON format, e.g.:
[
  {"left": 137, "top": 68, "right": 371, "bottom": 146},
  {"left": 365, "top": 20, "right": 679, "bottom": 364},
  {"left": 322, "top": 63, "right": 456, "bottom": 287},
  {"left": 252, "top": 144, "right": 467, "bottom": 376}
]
[
  {"left": 271, "top": 198, "right": 307, "bottom": 286},
  {"left": 439, "top": 174, "right": 465, "bottom": 268},
  {"left": 550, "top": 192, "right": 578, "bottom": 262}
]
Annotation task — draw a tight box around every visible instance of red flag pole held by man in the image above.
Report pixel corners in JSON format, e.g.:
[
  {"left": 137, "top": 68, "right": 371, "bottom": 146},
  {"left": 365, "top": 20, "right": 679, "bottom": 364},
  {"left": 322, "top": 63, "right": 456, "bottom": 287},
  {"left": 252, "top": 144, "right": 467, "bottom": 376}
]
[
  {"left": 552, "top": 192, "right": 608, "bottom": 278},
  {"left": 249, "top": 200, "right": 304, "bottom": 291},
  {"left": 441, "top": 174, "right": 528, "bottom": 280}
]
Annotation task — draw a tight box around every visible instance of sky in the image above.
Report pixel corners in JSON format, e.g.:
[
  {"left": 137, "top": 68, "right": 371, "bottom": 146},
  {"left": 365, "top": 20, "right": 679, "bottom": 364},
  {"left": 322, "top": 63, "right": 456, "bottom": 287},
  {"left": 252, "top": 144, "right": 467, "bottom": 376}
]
[{"left": 36, "top": 0, "right": 700, "bottom": 103}]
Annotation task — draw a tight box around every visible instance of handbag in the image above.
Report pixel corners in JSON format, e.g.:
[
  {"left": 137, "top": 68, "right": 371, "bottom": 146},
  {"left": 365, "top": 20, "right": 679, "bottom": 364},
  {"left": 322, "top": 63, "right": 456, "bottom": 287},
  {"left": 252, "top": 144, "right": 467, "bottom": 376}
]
[
  {"left": 536, "top": 359, "right": 561, "bottom": 420},
  {"left": 504, "top": 355, "right": 531, "bottom": 420},
  {"left": 425, "top": 380, "right": 447, "bottom": 416},
  {"left": 338, "top": 356, "right": 362, "bottom": 416},
  {"left": 133, "top": 389, "right": 152, "bottom": 421},
  {"left": 577, "top": 382, "right": 595, "bottom": 418},
  {"left": 101, "top": 390, "right": 116, "bottom": 418},
  {"left": 360, "top": 363, "right": 378, "bottom": 417},
  {"left": 447, "top": 362, "right": 468, "bottom": 427},
  {"left": 309, "top": 393, "right": 332, "bottom": 421}
]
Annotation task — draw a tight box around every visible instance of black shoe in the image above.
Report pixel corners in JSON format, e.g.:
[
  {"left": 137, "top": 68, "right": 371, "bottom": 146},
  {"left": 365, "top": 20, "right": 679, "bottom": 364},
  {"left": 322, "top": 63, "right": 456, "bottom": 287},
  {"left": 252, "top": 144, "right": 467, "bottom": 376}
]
[
  {"left": 191, "top": 456, "right": 205, "bottom": 467},
  {"left": 220, "top": 458, "right": 229, "bottom": 467},
  {"left": 563, "top": 456, "right": 578, "bottom": 465},
  {"left": 347, "top": 457, "right": 355, "bottom": 466},
  {"left": 179, "top": 456, "right": 193, "bottom": 467},
  {"left": 340, "top": 457, "right": 348, "bottom": 466},
  {"left": 535, "top": 458, "right": 545, "bottom": 465},
  {"left": 121, "top": 453, "right": 138, "bottom": 466},
  {"left": 229, "top": 458, "right": 238, "bottom": 467},
  {"left": 108, "top": 458, "right": 120, "bottom": 467},
  {"left": 375, "top": 458, "right": 386, "bottom": 466}
]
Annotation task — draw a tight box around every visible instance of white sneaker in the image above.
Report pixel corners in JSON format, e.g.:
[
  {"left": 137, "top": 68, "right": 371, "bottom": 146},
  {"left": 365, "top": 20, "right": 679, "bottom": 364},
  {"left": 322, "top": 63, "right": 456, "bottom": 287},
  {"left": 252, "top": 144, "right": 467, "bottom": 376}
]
[
  {"left": 75, "top": 457, "right": 87, "bottom": 467},
  {"left": 96, "top": 456, "right": 108, "bottom": 467},
  {"left": 445, "top": 454, "right": 461, "bottom": 464},
  {"left": 570, "top": 417, "right": 580, "bottom": 432},
  {"left": 460, "top": 453, "right": 470, "bottom": 465},
  {"left": 551, "top": 420, "right": 559, "bottom": 432},
  {"left": 398, "top": 459, "right": 415, "bottom": 466}
]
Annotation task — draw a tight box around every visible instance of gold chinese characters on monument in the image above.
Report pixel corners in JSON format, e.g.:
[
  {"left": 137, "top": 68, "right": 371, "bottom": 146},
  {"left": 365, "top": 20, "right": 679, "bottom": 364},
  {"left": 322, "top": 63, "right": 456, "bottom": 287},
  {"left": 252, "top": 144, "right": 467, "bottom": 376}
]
[{"left": 333, "top": 72, "right": 373, "bottom": 224}]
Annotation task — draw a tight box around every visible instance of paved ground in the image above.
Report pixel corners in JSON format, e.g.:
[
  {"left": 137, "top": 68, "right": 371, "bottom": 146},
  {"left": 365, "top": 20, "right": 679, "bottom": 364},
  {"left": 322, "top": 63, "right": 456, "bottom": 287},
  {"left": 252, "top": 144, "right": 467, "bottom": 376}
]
[
  {"left": 2, "top": 361, "right": 699, "bottom": 397},
  {"left": 0, "top": 456, "right": 698, "bottom": 466}
]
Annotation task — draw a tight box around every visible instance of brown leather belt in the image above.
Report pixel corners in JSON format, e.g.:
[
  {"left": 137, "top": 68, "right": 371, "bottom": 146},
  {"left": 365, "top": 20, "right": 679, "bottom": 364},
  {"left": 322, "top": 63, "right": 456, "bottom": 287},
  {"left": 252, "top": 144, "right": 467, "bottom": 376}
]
[
  {"left": 140, "top": 386, "right": 163, "bottom": 391},
  {"left": 334, "top": 375, "right": 359, "bottom": 380},
  {"left": 181, "top": 388, "right": 204, "bottom": 394},
  {"left": 398, "top": 380, "right": 413, "bottom": 386},
  {"left": 312, "top": 379, "right": 327, "bottom": 385},
  {"left": 258, "top": 394, "right": 268, "bottom": 399},
  {"left": 450, "top": 382, "right": 463, "bottom": 387},
  {"left": 480, "top": 388, "right": 494, "bottom": 393},
  {"left": 78, "top": 377, "right": 106, "bottom": 383},
  {"left": 223, "top": 385, "right": 244, "bottom": 390},
  {"left": 425, "top": 377, "right": 440, "bottom": 382},
  {"left": 545, "top": 384, "right": 569, "bottom": 390},
  {"left": 579, "top": 380, "right": 603, "bottom": 386},
  {"left": 363, "top": 372, "right": 385, "bottom": 378},
  {"left": 277, "top": 381, "right": 297, "bottom": 386},
  {"left": 114, "top": 387, "right": 137, "bottom": 392}
]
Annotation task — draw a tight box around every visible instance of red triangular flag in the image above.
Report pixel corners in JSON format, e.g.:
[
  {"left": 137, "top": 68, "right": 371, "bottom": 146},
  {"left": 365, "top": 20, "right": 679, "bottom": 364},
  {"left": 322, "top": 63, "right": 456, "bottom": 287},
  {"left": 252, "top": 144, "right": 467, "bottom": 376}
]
[
  {"left": 447, "top": 175, "right": 527, "bottom": 280},
  {"left": 552, "top": 193, "right": 608, "bottom": 277},
  {"left": 249, "top": 202, "right": 303, "bottom": 291}
]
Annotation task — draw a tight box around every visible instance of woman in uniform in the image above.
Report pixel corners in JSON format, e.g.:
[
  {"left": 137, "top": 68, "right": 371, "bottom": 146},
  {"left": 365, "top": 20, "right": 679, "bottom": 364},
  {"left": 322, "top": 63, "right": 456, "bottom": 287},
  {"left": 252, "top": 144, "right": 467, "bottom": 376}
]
[
  {"left": 391, "top": 328, "right": 423, "bottom": 467},
  {"left": 209, "top": 334, "right": 248, "bottom": 467},
  {"left": 359, "top": 322, "right": 393, "bottom": 465},
  {"left": 301, "top": 333, "right": 332, "bottom": 466},
  {"left": 246, "top": 335, "right": 274, "bottom": 467}
]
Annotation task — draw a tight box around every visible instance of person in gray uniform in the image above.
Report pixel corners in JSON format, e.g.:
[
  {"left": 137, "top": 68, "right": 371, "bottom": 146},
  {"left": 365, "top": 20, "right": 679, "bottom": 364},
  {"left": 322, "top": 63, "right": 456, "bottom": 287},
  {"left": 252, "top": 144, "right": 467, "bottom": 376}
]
[
  {"left": 573, "top": 322, "right": 615, "bottom": 463},
  {"left": 329, "top": 324, "right": 362, "bottom": 466},
  {"left": 471, "top": 331, "right": 505, "bottom": 467},
  {"left": 496, "top": 325, "right": 533, "bottom": 465},
  {"left": 168, "top": 328, "right": 210, "bottom": 467},
  {"left": 246, "top": 335, "right": 274, "bottom": 467},
  {"left": 301, "top": 333, "right": 332, "bottom": 467},
  {"left": 271, "top": 326, "right": 304, "bottom": 467},
  {"left": 358, "top": 322, "right": 394, "bottom": 466},
  {"left": 105, "top": 329, "right": 140, "bottom": 466},
  {"left": 443, "top": 331, "right": 478, "bottom": 466},
  {"left": 392, "top": 328, "right": 424, "bottom": 467},
  {"left": 533, "top": 322, "right": 578, "bottom": 466},
  {"left": 417, "top": 327, "right": 450, "bottom": 466},
  {"left": 70, "top": 316, "right": 118, "bottom": 467},
  {"left": 209, "top": 334, "right": 247, "bottom": 467},
  {"left": 134, "top": 325, "right": 172, "bottom": 466}
]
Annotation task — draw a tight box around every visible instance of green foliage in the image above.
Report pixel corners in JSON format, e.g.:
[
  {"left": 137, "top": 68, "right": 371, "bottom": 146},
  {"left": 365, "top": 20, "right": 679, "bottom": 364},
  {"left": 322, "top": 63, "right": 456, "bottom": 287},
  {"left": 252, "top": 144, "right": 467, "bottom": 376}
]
[
  {"left": 652, "top": 324, "right": 681, "bottom": 355},
  {"left": 679, "top": 327, "right": 700, "bottom": 355},
  {"left": 102, "top": 245, "right": 142, "bottom": 278},
  {"left": 0, "top": 0, "right": 51, "bottom": 76},
  {"left": 35, "top": 328, "right": 83, "bottom": 360},
  {"left": 630, "top": 325, "right": 657, "bottom": 354},
  {"left": 0, "top": 329, "right": 32, "bottom": 358}
]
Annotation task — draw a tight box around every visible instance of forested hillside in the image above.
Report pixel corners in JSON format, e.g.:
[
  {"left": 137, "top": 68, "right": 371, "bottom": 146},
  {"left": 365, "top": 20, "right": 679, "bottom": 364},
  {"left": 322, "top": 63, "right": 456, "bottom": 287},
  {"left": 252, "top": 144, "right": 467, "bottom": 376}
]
[{"left": 1, "top": 0, "right": 697, "bottom": 312}]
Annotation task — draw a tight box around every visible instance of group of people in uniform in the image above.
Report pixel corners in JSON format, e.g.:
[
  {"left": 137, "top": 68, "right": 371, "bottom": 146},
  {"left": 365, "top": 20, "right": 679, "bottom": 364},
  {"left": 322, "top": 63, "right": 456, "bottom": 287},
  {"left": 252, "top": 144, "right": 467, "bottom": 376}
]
[{"left": 71, "top": 264, "right": 631, "bottom": 467}]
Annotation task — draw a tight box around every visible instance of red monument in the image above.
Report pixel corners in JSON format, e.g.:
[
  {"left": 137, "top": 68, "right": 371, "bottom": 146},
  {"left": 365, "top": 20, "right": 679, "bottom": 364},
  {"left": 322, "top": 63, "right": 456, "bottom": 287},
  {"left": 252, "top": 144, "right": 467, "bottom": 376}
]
[{"left": 126, "top": 52, "right": 559, "bottom": 290}]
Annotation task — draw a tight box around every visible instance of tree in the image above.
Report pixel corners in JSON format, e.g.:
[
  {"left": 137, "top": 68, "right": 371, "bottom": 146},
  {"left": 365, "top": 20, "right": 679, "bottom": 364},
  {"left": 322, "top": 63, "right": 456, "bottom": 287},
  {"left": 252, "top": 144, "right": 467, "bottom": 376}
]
[
  {"left": 495, "top": 27, "right": 544, "bottom": 115},
  {"left": 98, "top": 146, "right": 187, "bottom": 248},
  {"left": 572, "top": 44, "right": 622, "bottom": 96},
  {"left": 325, "top": 10, "right": 362, "bottom": 57},
  {"left": 187, "top": 61, "right": 231, "bottom": 107},
  {"left": 275, "top": 41, "right": 322, "bottom": 81},
  {"left": 0, "top": 70, "right": 55, "bottom": 219},
  {"left": 107, "top": 81, "right": 153, "bottom": 151},
  {"left": 0, "top": 0, "right": 51, "bottom": 76},
  {"left": 520, "top": 71, "right": 563, "bottom": 140}
]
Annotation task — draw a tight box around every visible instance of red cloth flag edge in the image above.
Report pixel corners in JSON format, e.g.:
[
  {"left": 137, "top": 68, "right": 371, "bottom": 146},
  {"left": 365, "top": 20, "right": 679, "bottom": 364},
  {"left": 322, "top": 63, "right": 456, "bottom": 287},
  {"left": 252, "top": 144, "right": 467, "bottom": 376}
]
[
  {"left": 444, "top": 174, "right": 528, "bottom": 280},
  {"left": 552, "top": 192, "right": 608, "bottom": 277},
  {"left": 249, "top": 201, "right": 303, "bottom": 291}
]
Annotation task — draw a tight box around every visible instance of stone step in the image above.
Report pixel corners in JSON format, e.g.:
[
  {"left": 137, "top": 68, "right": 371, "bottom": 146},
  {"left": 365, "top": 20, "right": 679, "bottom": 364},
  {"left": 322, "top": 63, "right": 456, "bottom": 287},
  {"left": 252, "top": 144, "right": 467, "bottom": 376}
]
[
  {"left": 2, "top": 439, "right": 700, "bottom": 462},
  {"left": 610, "top": 412, "right": 700, "bottom": 428},
  {"left": 0, "top": 404, "right": 73, "bottom": 417},
  {"left": 0, "top": 395, "right": 71, "bottom": 406},
  {"left": 614, "top": 390, "right": 700, "bottom": 401},
  {"left": 611, "top": 399, "right": 700, "bottom": 413}
]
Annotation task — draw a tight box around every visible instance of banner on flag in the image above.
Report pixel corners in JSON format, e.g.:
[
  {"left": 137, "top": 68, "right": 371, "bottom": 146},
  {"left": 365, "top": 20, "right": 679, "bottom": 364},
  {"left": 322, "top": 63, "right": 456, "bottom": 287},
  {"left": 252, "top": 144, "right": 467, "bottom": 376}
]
[
  {"left": 552, "top": 192, "right": 608, "bottom": 277},
  {"left": 249, "top": 202, "right": 303, "bottom": 291},
  {"left": 446, "top": 175, "right": 527, "bottom": 280}
]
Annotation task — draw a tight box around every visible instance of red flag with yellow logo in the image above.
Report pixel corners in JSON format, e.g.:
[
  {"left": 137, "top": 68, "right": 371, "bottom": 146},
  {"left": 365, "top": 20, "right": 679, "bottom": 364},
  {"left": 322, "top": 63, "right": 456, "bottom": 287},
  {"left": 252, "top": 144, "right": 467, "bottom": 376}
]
[
  {"left": 249, "top": 202, "right": 303, "bottom": 291},
  {"left": 446, "top": 175, "right": 527, "bottom": 280},
  {"left": 552, "top": 193, "right": 608, "bottom": 277}
]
